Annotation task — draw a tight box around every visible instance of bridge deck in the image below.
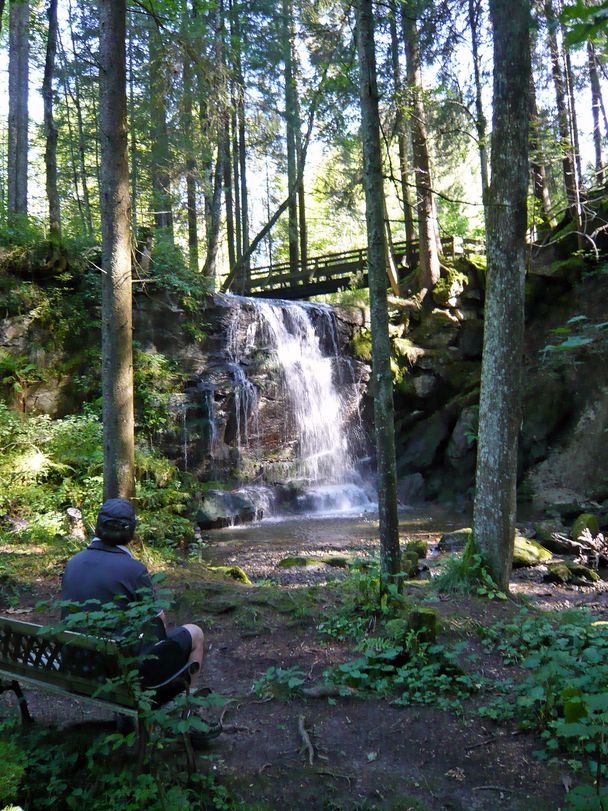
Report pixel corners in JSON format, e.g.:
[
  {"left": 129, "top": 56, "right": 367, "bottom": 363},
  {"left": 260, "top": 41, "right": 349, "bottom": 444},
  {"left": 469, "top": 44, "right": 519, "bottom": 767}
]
[{"left": 227, "top": 237, "right": 484, "bottom": 299}]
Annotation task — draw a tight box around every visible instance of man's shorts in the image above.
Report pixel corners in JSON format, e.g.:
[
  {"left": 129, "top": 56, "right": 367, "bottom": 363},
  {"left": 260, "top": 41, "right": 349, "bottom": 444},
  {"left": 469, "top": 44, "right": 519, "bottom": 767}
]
[{"left": 139, "top": 625, "right": 193, "bottom": 688}]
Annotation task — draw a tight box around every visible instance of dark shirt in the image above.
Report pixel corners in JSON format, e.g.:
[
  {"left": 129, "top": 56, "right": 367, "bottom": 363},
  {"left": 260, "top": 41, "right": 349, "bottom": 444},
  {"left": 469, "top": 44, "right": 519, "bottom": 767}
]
[
  {"left": 61, "top": 538, "right": 163, "bottom": 643},
  {"left": 62, "top": 538, "right": 153, "bottom": 608}
]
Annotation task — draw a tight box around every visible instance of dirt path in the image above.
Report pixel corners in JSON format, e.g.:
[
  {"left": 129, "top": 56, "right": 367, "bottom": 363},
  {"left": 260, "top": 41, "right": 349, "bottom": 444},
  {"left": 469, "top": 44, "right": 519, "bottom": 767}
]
[{"left": 3, "top": 520, "right": 605, "bottom": 810}]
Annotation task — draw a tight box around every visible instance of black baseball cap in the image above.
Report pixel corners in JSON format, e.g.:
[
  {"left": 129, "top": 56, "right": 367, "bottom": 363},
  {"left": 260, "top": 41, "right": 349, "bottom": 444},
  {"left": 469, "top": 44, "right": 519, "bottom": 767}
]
[{"left": 95, "top": 498, "right": 137, "bottom": 544}]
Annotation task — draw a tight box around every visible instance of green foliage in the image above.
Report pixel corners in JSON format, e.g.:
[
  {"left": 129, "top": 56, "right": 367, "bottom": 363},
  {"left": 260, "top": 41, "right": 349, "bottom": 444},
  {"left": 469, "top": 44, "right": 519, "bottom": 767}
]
[
  {"left": 252, "top": 666, "right": 306, "bottom": 698},
  {"left": 432, "top": 539, "right": 507, "bottom": 600},
  {"left": 561, "top": 1, "right": 608, "bottom": 45},
  {"left": 541, "top": 315, "right": 608, "bottom": 362},
  {"left": 317, "top": 559, "right": 407, "bottom": 643},
  {"left": 479, "top": 609, "right": 608, "bottom": 791},
  {"left": 325, "top": 634, "right": 478, "bottom": 712},
  {"left": 0, "top": 406, "right": 197, "bottom": 556},
  {"left": 134, "top": 348, "right": 183, "bottom": 441}
]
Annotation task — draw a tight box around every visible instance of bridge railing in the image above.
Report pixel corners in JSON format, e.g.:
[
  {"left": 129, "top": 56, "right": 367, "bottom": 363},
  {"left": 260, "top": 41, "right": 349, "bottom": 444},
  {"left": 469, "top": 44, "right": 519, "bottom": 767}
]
[{"left": 239, "top": 236, "right": 485, "bottom": 296}]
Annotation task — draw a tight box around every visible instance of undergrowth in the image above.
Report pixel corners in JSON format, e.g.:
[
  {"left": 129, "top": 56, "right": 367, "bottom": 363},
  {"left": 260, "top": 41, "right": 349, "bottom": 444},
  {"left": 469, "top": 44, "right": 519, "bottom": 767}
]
[{"left": 479, "top": 608, "right": 608, "bottom": 809}]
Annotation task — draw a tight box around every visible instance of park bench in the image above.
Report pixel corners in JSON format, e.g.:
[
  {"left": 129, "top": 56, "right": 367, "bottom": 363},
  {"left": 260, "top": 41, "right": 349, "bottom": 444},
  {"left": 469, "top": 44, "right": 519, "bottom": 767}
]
[{"left": 0, "top": 615, "right": 199, "bottom": 770}]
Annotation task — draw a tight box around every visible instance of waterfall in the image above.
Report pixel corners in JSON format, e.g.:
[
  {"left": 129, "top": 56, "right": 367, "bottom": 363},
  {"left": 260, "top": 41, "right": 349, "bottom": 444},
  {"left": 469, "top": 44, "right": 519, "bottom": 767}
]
[{"left": 223, "top": 295, "right": 373, "bottom": 515}]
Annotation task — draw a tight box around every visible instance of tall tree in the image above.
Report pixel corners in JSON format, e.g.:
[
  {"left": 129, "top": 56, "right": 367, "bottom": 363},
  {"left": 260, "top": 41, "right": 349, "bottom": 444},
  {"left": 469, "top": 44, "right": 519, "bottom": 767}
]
[
  {"left": 43, "top": 0, "right": 60, "bottom": 240},
  {"left": 401, "top": 1, "right": 442, "bottom": 296},
  {"left": 356, "top": 0, "right": 400, "bottom": 584},
  {"left": 544, "top": 0, "right": 581, "bottom": 232},
  {"left": 473, "top": 0, "right": 530, "bottom": 591},
  {"left": 588, "top": 41, "right": 605, "bottom": 187},
  {"left": 148, "top": 16, "right": 174, "bottom": 241},
  {"left": 283, "top": 0, "right": 299, "bottom": 273},
  {"left": 8, "top": 0, "right": 29, "bottom": 219},
  {"left": 99, "top": 0, "right": 135, "bottom": 499},
  {"left": 388, "top": 0, "right": 415, "bottom": 261}
]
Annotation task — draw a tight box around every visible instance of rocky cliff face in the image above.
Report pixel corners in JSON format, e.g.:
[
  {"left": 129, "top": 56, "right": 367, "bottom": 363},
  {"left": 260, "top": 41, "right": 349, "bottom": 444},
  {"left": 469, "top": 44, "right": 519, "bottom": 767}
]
[
  {"left": 384, "top": 249, "right": 608, "bottom": 514},
  {"left": 133, "top": 293, "right": 371, "bottom": 485}
]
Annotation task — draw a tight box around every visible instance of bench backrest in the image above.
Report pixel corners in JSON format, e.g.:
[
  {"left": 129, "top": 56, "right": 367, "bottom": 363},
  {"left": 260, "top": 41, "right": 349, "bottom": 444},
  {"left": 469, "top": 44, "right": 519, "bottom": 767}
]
[{"left": 0, "top": 616, "right": 138, "bottom": 709}]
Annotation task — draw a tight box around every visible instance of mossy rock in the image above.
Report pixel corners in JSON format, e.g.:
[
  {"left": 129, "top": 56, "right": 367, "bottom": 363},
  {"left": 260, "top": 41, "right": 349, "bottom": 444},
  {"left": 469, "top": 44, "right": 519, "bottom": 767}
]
[
  {"left": 571, "top": 513, "right": 600, "bottom": 542},
  {"left": 544, "top": 563, "right": 571, "bottom": 584},
  {"left": 512, "top": 534, "right": 552, "bottom": 568},
  {"left": 277, "top": 555, "right": 349, "bottom": 569},
  {"left": 406, "top": 607, "right": 437, "bottom": 643},
  {"left": 565, "top": 561, "right": 600, "bottom": 583},
  {"left": 209, "top": 565, "right": 251, "bottom": 585},
  {"left": 392, "top": 337, "right": 426, "bottom": 365},
  {"left": 405, "top": 538, "right": 428, "bottom": 559},
  {"left": 401, "top": 550, "right": 420, "bottom": 577},
  {"left": 432, "top": 266, "right": 468, "bottom": 308},
  {"left": 438, "top": 528, "right": 471, "bottom": 552},
  {"left": 352, "top": 330, "right": 372, "bottom": 361},
  {"left": 544, "top": 561, "right": 600, "bottom": 585}
]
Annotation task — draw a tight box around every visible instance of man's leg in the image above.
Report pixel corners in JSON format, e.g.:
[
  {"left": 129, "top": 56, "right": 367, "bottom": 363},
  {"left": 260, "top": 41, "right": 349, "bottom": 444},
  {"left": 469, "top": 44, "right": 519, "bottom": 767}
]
[{"left": 183, "top": 623, "right": 204, "bottom": 687}]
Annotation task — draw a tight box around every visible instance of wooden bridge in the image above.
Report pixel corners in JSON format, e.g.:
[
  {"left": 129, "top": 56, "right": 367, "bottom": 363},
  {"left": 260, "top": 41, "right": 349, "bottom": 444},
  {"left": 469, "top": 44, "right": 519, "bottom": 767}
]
[{"left": 226, "top": 237, "right": 484, "bottom": 300}]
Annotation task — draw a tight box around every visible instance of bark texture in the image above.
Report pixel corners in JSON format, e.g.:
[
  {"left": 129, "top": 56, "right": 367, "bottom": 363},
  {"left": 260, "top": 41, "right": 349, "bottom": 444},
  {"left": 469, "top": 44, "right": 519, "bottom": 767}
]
[
  {"left": 99, "top": 0, "right": 135, "bottom": 499},
  {"left": 8, "top": 0, "right": 29, "bottom": 218},
  {"left": 401, "top": 1, "right": 441, "bottom": 294},
  {"left": 473, "top": 0, "right": 530, "bottom": 591},
  {"left": 43, "top": 0, "right": 60, "bottom": 239},
  {"left": 356, "top": 0, "right": 400, "bottom": 581}
]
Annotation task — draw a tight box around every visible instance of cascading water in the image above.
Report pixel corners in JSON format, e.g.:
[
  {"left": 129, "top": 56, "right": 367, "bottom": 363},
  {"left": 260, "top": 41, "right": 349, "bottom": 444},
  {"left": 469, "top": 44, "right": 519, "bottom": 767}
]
[{"left": 223, "top": 295, "right": 374, "bottom": 516}]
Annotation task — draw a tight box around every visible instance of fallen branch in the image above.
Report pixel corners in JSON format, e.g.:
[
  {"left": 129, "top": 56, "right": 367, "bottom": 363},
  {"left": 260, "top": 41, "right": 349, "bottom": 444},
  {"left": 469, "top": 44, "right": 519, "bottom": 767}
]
[
  {"left": 314, "top": 769, "right": 352, "bottom": 785},
  {"left": 302, "top": 684, "right": 355, "bottom": 699},
  {"left": 298, "top": 715, "right": 314, "bottom": 765},
  {"left": 472, "top": 786, "right": 514, "bottom": 793}
]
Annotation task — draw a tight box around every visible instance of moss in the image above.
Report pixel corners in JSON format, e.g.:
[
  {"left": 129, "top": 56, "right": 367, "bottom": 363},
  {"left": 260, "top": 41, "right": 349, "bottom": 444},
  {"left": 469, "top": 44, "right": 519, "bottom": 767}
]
[
  {"left": 544, "top": 562, "right": 571, "bottom": 584},
  {"left": 571, "top": 513, "right": 600, "bottom": 541},
  {"left": 352, "top": 329, "right": 372, "bottom": 361},
  {"left": 407, "top": 607, "right": 437, "bottom": 643},
  {"left": 277, "top": 555, "right": 349, "bottom": 568},
  {"left": 392, "top": 337, "right": 425, "bottom": 365},
  {"left": 208, "top": 565, "right": 252, "bottom": 584},
  {"left": 512, "top": 534, "right": 552, "bottom": 568},
  {"left": 432, "top": 266, "right": 468, "bottom": 307},
  {"left": 405, "top": 538, "right": 428, "bottom": 559},
  {"left": 565, "top": 561, "right": 600, "bottom": 583}
]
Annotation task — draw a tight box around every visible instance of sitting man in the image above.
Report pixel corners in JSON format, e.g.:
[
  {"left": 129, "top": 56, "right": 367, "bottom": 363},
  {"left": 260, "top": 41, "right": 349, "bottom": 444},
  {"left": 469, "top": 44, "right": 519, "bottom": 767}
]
[{"left": 61, "top": 497, "right": 219, "bottom": 736}]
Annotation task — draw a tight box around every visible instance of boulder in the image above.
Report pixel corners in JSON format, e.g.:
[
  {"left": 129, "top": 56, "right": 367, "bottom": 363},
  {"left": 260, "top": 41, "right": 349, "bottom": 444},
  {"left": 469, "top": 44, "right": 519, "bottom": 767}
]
[
  {"left": 457, "top": 320, "right": 484, "bottom": 360},
  {"left": 512, "top": 533, "right": 552, "bottom": 568},
  {"left": 438, "top": 527, "right": 471, "bottom": 552},
  {"left": 196, "top": 489, "right": 257, "bottom": 530},
  {"left": 446, "top": 406, "right": 478, "bottom": 473},
  {"left": 571, "top": 513, "right": 600, "bottom": 541},
  {"left": 397, "top": 473, "right": 425, "bottom": 504},
  {"left": 397, "top": 410, "right": 453, "bottom": 473}
]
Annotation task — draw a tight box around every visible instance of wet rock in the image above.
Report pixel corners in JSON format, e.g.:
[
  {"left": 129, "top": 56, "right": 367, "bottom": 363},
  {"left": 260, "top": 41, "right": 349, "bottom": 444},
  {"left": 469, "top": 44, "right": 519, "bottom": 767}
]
[
  {"left": 446, "top": 406, "right": 478, "bottom": 473},
  {"left": 196, "top": 490, "right": 257, "bottom": 530},
  {"left": 571, "top": 513, "right": 600, "bottom": 541},
  {"left": 397, "top": 473, "right": 425, "bottom": 504},
  {"left": 438, "top": 527, "right": 471, "bottom": 552},
  {"left": 397, "top": 411, "right": 453, "bottom": 473},
  {"left": 457, "top": 320, "right": 484, "bottom": 360},
  {"left": 513, "top": 534, "right": 552, "bottom": 568}
]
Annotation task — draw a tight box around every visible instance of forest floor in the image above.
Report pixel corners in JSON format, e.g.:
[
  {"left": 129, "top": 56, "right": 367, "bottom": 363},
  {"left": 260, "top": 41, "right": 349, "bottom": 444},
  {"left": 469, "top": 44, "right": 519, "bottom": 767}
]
[{"left": 2, "top": 518, "right": 607, "bottom": 811}]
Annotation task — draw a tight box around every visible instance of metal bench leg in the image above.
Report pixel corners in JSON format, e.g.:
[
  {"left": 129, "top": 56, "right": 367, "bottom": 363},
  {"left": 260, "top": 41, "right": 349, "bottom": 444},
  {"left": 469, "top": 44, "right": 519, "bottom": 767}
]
[
  {"left": 0, "top": 680, "right": 33, "bottom": 724},
  {"left": 136, "top": 715, "right": 149, "bottom": 772}
]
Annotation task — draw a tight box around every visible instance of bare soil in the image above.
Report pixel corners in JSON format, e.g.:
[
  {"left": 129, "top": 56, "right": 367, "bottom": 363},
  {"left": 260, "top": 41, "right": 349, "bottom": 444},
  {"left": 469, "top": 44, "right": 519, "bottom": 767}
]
[{"left": 3, "top": 522, "right": 607, "bottom": 811}]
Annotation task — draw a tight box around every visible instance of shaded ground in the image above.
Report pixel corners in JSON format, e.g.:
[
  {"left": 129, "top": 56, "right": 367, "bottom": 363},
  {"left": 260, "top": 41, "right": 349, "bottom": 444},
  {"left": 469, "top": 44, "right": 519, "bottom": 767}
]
[{"left": 2, "top": 509, "right": 606, "bottom": 810}]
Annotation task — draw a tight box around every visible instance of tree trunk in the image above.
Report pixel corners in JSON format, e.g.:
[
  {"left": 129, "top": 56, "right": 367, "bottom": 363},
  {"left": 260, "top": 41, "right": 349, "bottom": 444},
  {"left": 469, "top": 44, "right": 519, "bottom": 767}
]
[
  {"left": 128, "top": 11, "right": 138, "bottom": 233},
  {"left": 182, "top": 6, "right": 199, "bottom": 273},
  {"left": 68, "top": 0, "right": 93, "bottom": 236},
  {"left": 473, "top": 0, "right": 530, "bottom": 592},
  {"left": 233, "top": 4, "right": 249, "bottom": 261},
  {"left": 43, "top": 0, "right": 60, "bottom": 240},
  {"left": 99, "top": 0, "right": 135, "bottom": 500},
  {"left": 401, "top": 2, "right": 441, "bottom": 295},
  {"left": 356, "top": 0, "right": 400, "bottom": 584},
  {"left": 529, "top": 71, "right": 556, "bottom": 232},
  {"left": 148, "top": 18, "right": 174, "bottom": 241},
  {"left": 468, "top": 0, "right": 489, "bottom": 200},
  {"left": 544, "top": 0, "right": 581, "bottom": 232},
  {"left": 588, "top": 41, "right": 605, "bottom": 187},
  {"left": 58, "top": 32, "right": 85, "bottom": 227},
  {"left": 224, "top": 116, "right": 237, "bottom": 272},
  {"left": 563, "top": 34, "right": 582, "bottom": 188},
  {"left": 388, "top": 1, "right": 415, "bottom": 265},
  {"left": 283, "top": 0, "right": 299, "bottom": 273},
  {"left": 8, "top": 0, "right": 29, "bottom": 219}
]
